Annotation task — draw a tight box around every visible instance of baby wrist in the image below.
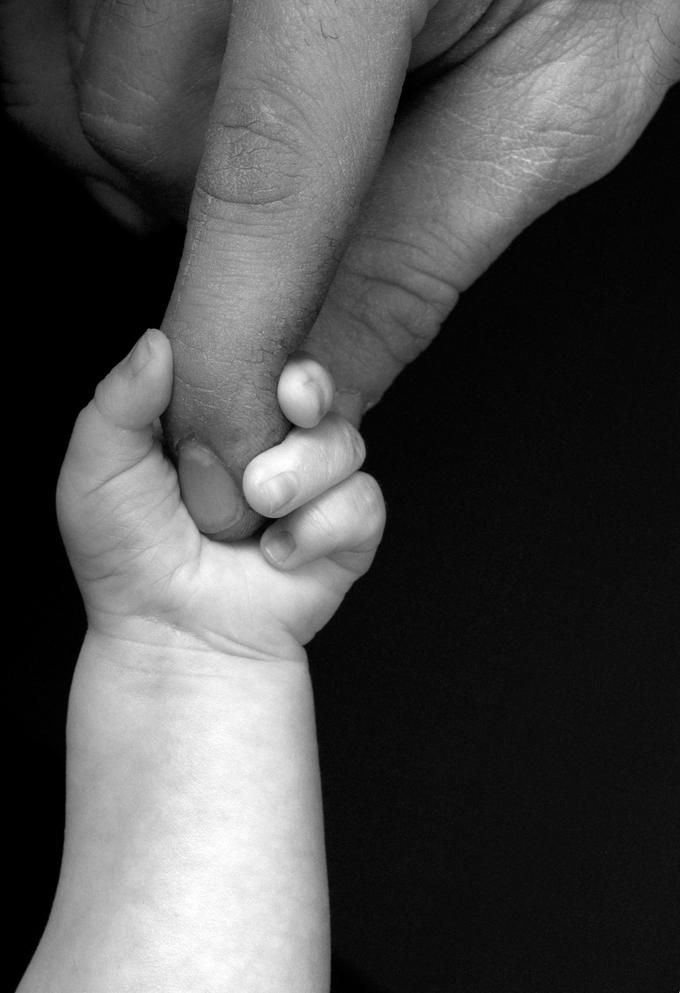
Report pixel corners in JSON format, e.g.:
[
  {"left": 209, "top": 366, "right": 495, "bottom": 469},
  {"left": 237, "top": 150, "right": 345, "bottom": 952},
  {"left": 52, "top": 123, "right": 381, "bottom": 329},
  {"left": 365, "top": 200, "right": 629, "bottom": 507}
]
[
  {"left": 82, "top": 613, "right": 306, "bottom": 673},
  {"left": 71, "top": 626, "right": 309, "bottom": 721}
]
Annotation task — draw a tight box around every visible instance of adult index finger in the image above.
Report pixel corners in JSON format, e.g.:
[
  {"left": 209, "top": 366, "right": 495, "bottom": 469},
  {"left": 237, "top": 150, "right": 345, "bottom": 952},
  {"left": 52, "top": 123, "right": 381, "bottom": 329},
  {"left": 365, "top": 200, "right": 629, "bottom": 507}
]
[{"left": 161, "top": 0, "right": 427, "bottom": 539}]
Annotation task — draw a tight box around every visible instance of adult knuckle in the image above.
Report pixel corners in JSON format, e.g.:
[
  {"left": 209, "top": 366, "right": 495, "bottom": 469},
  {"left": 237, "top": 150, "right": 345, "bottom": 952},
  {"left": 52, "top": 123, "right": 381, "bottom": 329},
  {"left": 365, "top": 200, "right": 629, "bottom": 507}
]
[
  {"left": 78, "top": 74, "right": 160, "bottom": 174},
  {"left": 79, "top": 82, "right": 198, "bottom": 211},
  {"left": 336, "top": 234, "right": 460, "bottom": 369},
  {"left": 79, "top": 102, "right": 145, "bottom": 167},
  {"left": 195, "top": 93, "right": 312, "bottom": 209}
]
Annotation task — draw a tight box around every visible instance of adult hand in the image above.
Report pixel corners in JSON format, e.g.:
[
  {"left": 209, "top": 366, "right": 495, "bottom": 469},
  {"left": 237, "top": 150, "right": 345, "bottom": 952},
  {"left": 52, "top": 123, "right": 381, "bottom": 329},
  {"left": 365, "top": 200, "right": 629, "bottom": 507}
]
[{"left": 4, "top": 1, "right": 678, "bottom": 538}]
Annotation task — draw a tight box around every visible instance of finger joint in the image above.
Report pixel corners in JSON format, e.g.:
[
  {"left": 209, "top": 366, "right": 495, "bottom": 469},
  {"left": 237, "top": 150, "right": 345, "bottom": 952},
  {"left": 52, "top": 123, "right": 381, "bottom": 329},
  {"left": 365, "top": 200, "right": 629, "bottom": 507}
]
[{"left": 196, "top": 96, "right": 314, "bottom": 209}]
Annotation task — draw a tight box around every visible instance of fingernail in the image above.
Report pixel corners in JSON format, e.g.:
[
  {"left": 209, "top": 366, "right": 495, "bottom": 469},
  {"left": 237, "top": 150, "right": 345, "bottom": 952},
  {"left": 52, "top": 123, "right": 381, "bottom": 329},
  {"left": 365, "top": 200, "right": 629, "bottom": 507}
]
[
  {"left": 177, "top": 439, "right": 244, "bottom": 535},
  {"left": 258, "top": 471, "right": 298, "bottom": 515},
  {"left": 303, "top": 377, "right": 327, "bottom": 418},
  {"left": 126, "top": 330, "right": 154, "bottom": 375},
  {"left": 308, "top": 381, "right": 324, "bottom": 418},
  {"left": 263, "top": 531, "right": 295, "bottom": 566},
  {"left": 316, "top": 380, "right": 337, "bottom": 421}
]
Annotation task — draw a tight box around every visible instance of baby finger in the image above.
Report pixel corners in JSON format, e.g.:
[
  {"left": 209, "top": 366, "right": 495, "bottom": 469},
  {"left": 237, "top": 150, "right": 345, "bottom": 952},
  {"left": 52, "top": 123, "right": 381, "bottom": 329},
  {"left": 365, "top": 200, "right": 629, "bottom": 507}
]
[
  {"left": 261, "top": 472, "right": 385, "bottom": 575},
  {"left": 277, "top": 351, "right": 335, "bottom": 429},
  {"left": 243, "top": 413, "right": 366, "bottom": 518}
]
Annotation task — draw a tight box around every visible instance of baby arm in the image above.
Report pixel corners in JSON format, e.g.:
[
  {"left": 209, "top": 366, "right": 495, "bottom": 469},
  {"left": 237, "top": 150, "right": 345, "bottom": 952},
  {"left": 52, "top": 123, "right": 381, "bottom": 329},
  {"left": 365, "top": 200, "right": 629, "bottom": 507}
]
[{"left": 17, "top": 332, "right": 384, "bottom": 993}]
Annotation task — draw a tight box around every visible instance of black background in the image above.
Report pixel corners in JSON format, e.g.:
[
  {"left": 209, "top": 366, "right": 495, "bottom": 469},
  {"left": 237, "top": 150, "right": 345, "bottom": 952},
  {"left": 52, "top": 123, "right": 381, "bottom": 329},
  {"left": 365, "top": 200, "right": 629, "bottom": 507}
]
[{"left": 5, "top": 84, "right": 679, "bottom": 993}]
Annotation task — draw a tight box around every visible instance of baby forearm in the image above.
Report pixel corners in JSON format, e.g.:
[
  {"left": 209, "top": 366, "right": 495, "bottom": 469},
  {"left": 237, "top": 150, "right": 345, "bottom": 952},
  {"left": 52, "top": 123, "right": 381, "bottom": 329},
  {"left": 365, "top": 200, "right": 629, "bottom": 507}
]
[{"left": 18, "top": 631, "right": 329, "bottom": 993}]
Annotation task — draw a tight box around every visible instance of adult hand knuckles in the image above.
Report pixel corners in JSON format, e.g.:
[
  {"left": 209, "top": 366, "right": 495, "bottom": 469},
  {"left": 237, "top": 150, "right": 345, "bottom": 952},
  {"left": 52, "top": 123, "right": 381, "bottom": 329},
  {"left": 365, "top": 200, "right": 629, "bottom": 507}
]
[{"left": 78, "top": 82, "right": 199, "bottom": 215}]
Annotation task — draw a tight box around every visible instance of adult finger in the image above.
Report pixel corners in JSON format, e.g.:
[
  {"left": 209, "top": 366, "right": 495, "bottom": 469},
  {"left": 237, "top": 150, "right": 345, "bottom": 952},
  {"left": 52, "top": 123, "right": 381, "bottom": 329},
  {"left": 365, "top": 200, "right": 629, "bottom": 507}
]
[
  {"left": 160, "top": 0, "right": 425, "bottom": 539},
  {"left": 303, "top": 0, "right": 680, "bottom": 416}
]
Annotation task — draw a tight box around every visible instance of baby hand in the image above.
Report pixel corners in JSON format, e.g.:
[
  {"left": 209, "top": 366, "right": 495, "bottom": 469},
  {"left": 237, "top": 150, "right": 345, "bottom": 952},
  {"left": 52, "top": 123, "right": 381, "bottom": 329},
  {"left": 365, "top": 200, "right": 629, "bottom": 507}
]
[{"left": 57, "top": 330, "right": 385, "bottom": 665}]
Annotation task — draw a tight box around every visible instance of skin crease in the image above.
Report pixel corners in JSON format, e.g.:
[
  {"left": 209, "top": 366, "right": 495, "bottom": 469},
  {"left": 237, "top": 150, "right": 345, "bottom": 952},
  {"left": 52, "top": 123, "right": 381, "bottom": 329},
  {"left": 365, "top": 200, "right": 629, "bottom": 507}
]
[{"left": 1, "top": 0, "right": 678, "bottom": 537}]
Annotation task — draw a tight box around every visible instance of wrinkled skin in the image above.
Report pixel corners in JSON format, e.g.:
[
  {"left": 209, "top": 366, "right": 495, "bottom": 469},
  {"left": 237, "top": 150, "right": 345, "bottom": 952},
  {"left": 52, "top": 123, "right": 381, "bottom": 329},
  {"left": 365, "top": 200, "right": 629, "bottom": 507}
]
[{"left": 3, "top": 0, "right": 678, "bottom": 537}]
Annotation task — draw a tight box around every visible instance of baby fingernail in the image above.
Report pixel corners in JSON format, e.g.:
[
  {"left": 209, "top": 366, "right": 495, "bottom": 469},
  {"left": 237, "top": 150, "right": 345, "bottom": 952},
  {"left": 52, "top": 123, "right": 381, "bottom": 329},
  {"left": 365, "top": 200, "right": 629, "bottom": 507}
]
[
  {"left": 259, "top": 471, "right": 298, "bottom": 515},
  {"left": 177, "top": 439, "right": 244, "bottom": 535},
  {"left": 309, "top": 380, "right": 328, "bottom": 417},
  {"left": 127, "top": 330, "right": 154, "bottom": 374},
  {"left": 318, "top": 375, "right": 336, "bottom": 414},
  {"left": 263, "top": 531, "right": 295, "bottom": 566}
]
